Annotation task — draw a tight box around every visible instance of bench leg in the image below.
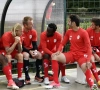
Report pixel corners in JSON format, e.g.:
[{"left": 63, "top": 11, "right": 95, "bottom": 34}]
[{"left": 75, "top": 64, "right": 87, "bottom": 85}]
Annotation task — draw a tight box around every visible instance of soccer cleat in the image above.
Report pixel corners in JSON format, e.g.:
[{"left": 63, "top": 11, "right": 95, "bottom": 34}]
[
  {"left": 97, "top": 80, "right": 100, "bottom": 88},
  {"left": 45, "top": 81, "right": 60, "bottom": 89},
  {"left": 61, "top": 76, "right": 70, "bottom": 83},
  {"left": 91, "top": 84, "right": 98, "bottom": 90},
  {"left": 34, "top": 76, "right": 43, "bottom": 83},
  {"left": 44, "top": 77, "right": 50, "bottom": 85},
  {"left": 25, "top": 80, "right": 31, "bottom": 85},
  {"left": 7, "top": 80, "right": 19, "bottom": 90}
]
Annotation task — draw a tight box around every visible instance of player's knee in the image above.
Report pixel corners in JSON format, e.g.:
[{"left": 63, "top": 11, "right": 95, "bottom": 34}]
[
  {"left": 80, "top": 63, "right": 87, "bottom": 72},
  {"left": 17, "top": 53, "right": 23, "bottom": 62},
  {"left": 0, "top": 54, "right": 8, "bottom": 65},
  {"left": 23, "top": 52, "right": 29, "bottom": 58}
]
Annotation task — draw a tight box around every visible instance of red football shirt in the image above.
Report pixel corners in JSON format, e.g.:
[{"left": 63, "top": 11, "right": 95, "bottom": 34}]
[
  {"left": 22, "top": 29, "right": 37, "bottom": 49},
  {"left": 40, "top": 31, "right": 62, "bottom": 55},
  {"left": 2, "top": 31, "right": 16, "bottom": 48},
  {"left": 58, "top": 28, "right": 92, "bottom": 61},
  {"left": 1, "top": 31, "right": 22, "bottom": 50},
  {"left": 86, "top": 27, "right": 100, "bottom": 47}
]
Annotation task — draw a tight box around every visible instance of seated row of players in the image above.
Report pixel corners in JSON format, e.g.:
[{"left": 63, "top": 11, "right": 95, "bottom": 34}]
[
  {"left": 44, "top": 15, "right": 100, "bottom": 90},
  {"left": 0, "top": 16, "right": 69, "bottom": 89},
  {"left": 0, "top": 15, "right": 100, "bottom": 90}
]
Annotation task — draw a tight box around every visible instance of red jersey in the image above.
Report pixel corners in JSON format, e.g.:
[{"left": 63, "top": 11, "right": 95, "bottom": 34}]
[
  {"left": 40, "top": 31, "right": 62, "bottom": 55},
  {"left": 22, "top": 29, "right": 37, "bottom": 49},
  {"left": 58, "top": 28, "right": 92, "bottom": 61},
  {"left": 1, "top": 31, "right": 22, "bottom": 50},
  {"left": 86, "top": 27, "right": 100, "bottom": 47}
]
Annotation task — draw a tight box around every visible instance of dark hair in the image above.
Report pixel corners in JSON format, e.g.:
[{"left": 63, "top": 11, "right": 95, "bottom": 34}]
[
  {"left": 48, "top": 23, "right": 57, "bottom": 32},
  {"left": 91, "top": 17, "right": 100, "bottom": 26},
  {"left": 69, "top": 14, "right": 80, "bottom": 26},
  {"left": 22, "top": 16, "right": 32, "bottom": 25}
]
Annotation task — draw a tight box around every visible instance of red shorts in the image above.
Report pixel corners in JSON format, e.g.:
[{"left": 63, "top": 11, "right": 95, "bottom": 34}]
[
  {"left": 0, "top": 50, "right": 18, "bottom": 58},
  {"left": 63, "top": 51, "right": 89, "bottom": 67}
]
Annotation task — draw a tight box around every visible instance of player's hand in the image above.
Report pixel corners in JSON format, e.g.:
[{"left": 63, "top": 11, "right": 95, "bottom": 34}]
[
  {"left": 55, "top": 51, "right": 61, "bottom": 55},
  {"left": 15, "top": 36, "right": 20, "bottom": 44},
  {"left": 51, "top": 53, "right": 56, "bottom": 58},
  {"left": 30, "top": 50, "right": 38, "bottom": 58}
]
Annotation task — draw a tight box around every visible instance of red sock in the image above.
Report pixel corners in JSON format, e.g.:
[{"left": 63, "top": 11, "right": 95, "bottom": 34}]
[
  {"left": 8, "top": 63, "right": 12, "bottom": 70},
  {"left": 85, "top": 69, "right": 94, "bottom": 87},
  {"left": 91, "top": 62, "right": 100, "bottom": 82},
  {"left": 17, "top": 62, "right": 23, "bottom": 78},
  {"left": 51, "top": 60, "right": 59, "bottom": 84},
  {"left": 2, "top": 65, "right": 12, "bottom": 81},
  {"left": 43, "top": 59, "right": 49, "bottom": 77},
  {"left": 59, "top": 63, "right": 65, "bottom": 76}
]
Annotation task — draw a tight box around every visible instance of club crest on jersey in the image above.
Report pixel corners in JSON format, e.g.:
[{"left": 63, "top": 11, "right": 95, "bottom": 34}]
[
  {"left": 90, "top": 36, "right": 93, "bottom": 40},
  {"left": 29, "top": 35, "right": 32, "bottom": 39},
  {"left": 77, "top": 35, "right": 80, "bottom": 39},
  {"left": 54, "top": 39, "right": 57, "bottom": 43},
  {"left": 69, "top": 36, "right": 72, "bottom": 40}
]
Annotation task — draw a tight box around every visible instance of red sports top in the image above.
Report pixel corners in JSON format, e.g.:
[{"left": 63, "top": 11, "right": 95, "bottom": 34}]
[
  {"left": 86, "top": 27, "right": 100, "bottom": 47},
  {"left": 58, "top": 28, "right": 92, "bottom": 61},
  {"left": 22, "top": 29, "right": 37, "bottom": 49},
  {"left": 40, "top": 31, "right": 62, "bottom": 55},
  {"left": 1, "top": 31, "right": 22, "bottom": 50}
]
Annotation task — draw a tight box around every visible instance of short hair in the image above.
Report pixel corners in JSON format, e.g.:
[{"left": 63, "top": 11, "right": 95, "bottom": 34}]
[
  {"left": 91, "top": 17, "right": 100, "bottom": 26},
  {"left": 22, "top": 16, "right": 32, "bottom": 25},
  {"left": 12, "top": 23, "right": 22, "bottom": 36},
  {"left": 69, "top": 14, "right": 80, "bottom": 26},
  {"left": 48, "top": 23, "right": 57, "bottom": 32}
]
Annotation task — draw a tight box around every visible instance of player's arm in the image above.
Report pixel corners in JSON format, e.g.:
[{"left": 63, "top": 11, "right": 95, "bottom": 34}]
[
  {"left": 58, "top": 31, "right": 69, "bottom": 51},
  {"left": 3, "top": 36, "right": 20, "bottom": 54},
  {"left": 17, "top": 42, "right": 22, "bottom": 53},
  {"left": 31, "top": 30, "right": 38, "bottom": 51},
  {"left": 83, "top": 31, "right": 92, "bottom": 62},
  {"left": 31, "top": 41, "right": 38, "bottom": 50}
]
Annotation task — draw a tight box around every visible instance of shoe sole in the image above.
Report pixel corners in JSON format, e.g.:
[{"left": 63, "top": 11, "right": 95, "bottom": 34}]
[
  {"left": 61, "top": 80, "right": 70, "bottom": 84},
  {"left": 34, "top": 79, "right": 43, "bottom": 83},
  {"left": 44, "top": 82, "right": 50, "bottom": 85},
  {"left": 45, "top": 85, "right": 60, "bottom": 89},
  {"left": 7, "top": 86, "right": 19, "bottom": 90}
]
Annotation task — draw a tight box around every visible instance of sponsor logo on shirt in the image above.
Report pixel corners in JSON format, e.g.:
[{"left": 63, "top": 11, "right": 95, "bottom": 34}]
[
  {"left": 54, "top": 39, "right": 57, "bottom": 43},
  {"left": 77, "top": 35, "right": 80, "bottom": 39},
  {"left": 29, "top": 35, "right": 32, "bottom": 39},
  {"left": 69, "top": 36, "right": 72, "bottom": 40}
]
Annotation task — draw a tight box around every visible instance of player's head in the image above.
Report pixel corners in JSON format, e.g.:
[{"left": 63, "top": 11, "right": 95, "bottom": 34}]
[
  {"left": 68, "top": 14, "right": 80, "bottom": 28},
  {"left": 91, "top": 17, "right": 100, "bottom": 30},
  {"left": 12, "top": 23, "right": 22, "bottom": 37},
  {"left": 22, "top": 16, "right": 33, "bottom": 30},
  {"left": 46, "top": 23, "right": 57, "bottom": 37}
]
